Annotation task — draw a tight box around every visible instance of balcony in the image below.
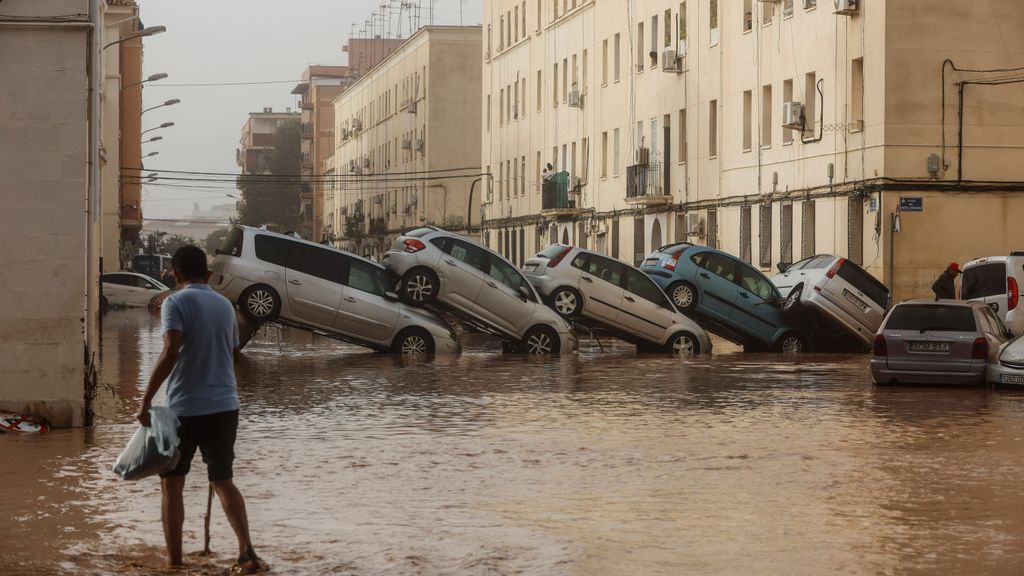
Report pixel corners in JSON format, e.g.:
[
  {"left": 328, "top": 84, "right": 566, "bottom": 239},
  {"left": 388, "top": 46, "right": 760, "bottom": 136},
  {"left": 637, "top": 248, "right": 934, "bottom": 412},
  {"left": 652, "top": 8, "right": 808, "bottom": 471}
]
[
  {"left": 541, "top": 172, "right": 582, "bottom": 217},
  {"left": 344, "top": 213, "right": 364, "bottom": 238},
  {"left": 625, "top": 161, "right": 672, "bottom": 207}
]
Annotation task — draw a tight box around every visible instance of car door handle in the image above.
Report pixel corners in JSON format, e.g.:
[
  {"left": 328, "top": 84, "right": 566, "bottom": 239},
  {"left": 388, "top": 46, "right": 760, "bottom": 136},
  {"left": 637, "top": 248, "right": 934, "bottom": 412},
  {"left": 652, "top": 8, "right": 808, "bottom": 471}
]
[
  {"left": 288, "top": 279, "right": 302, "bottom": 285},
  {"left": 344, "top": 296, "right": 357, "bottom": 303},
  {"left": 486, "top": 281, "right": 498, "bottom": 288},
  {"left": 624, "top": 295, "right": 636, "bottom": 303},
  {"left": 444, "top": 259, "right": 457, "bottom": 266},
  {"left": 739, "top": 292, "right": 749, "bottom": 299},
  {"left": 582, "top": 276, "right": 593, "bottom": 283}
]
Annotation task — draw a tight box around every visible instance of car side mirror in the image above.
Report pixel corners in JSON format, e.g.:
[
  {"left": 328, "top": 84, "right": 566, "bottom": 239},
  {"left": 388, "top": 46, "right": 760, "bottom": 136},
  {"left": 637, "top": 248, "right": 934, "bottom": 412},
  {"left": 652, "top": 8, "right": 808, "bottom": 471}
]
[
  {"left": 777, "top": 262, "right": 790, "bottom": 273},
  {"left": 384, "top": 290, "right": 400, "bottom": 301},
  {"left": 517, "top": 285, "right": 532, "bottom": 301},
  {"left": 144, "top": 283, "right": 154, "bottom": 289}
]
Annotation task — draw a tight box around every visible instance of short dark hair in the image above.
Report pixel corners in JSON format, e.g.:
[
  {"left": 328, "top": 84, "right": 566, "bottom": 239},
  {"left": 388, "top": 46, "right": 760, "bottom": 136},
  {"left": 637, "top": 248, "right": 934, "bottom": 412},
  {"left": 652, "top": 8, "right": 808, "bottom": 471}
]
[{"left": 172, "top": 245, "right": 208, "bottom": 280}]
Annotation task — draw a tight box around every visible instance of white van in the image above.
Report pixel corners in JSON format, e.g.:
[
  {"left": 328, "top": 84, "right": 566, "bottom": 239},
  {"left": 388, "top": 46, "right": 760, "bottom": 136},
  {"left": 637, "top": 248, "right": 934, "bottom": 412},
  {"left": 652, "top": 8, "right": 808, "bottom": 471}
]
[{"left": 961, "top": 253, "right": 1024, "bottom": 336}]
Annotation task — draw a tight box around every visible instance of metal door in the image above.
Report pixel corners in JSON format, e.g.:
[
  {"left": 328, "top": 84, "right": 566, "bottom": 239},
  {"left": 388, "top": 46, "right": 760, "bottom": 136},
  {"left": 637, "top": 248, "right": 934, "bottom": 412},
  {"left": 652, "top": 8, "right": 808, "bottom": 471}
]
[
  {"left": 437, "top": 238, "right": 487, "bottom": 314},
  {"left": 475, "top": 254, "right": 532, "bottom": 335},
  {"left": 285, "top": 245, "right": 345, "bottom": 328},
  {"left": 334, "top": 258, "right": 399, "bottom": 343},
  {"left": 574, "top": 253, "right": 625, "bottom": 325},
  {"left": 617, "top": 267, "right": 674, "bottom": 343},
  {"left": 732, "top": 263, "right": 785, "bottom": 344},
  {"left": 691, "top": 251, "right": 740, "bottom": 323}
]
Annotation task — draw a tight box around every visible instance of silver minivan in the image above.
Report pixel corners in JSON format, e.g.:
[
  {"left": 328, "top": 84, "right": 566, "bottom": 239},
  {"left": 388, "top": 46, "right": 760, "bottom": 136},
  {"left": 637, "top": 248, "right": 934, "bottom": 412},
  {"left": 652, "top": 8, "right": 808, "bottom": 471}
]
[
  {"left": 771, "top": 255, "right": 889, "bottom": 350},
  {"left": 523, "top": 245, "right": 713, "bottom": 355},
  {"left": 962, "top": 253, "right": 1024, "bottom": 336},
  {"left": 210, "top": 226, "right": 460, "bottom": 354}
]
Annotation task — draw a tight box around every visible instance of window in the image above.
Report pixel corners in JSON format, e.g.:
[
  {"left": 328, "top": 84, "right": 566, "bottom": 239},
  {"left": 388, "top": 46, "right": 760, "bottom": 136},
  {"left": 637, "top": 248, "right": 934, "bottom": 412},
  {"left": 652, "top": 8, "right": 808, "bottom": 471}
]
[
  {"left": 553, "top": 62, "right": 558, "bottom": 106},
  {"left": 740, "top": 205, "right": 752, "bottom": 263},
  {"left": 782, "top": 79, "right": 794, "bottom": 144},
  {"left": 961, "top": 263, "right": 1007, "bottom": 301},
  {"left": 521, "top": 78, "right": 527, "bottom": 118},
  {"left": 498, "top": 162, "right": 503, "bottom": 198},
  {"left": 444, "top": 238, "right": 486, "bottom": 269},
  {"left": 848, "top": 196, "right": 863, "bottom": 265},
  {"left": 536, "top": 151, "right": 541, "bottom": 191},
  {"left": 347, "top": 259, "right": 387, "bottom": 296},
  {"left": 678, "top": 109, "right": 687, "bottom": 162},
  {"left": 521, "top": 156, "right": 526, "bottom": 195},
  {"left": 761, "top": 84, "right": 772, "bottom": 147},
  {"left": 487, "top": 24, "right": 492, "bottom": 57},
  {"left": 650, "top": 15, "right": 658, "bottom": 66},
  {"left": 514, "top": 4, "right": 519, "bottom": 41},
  {"left": 536, "top": 70, "right": 542, "bottom": 111},
  {"left": 519, "top": 229, "right": 525, "bottom": 266},
  {"left": 709, "top": 99, "right": 717, "bottom": 157},
  {"left": 499, "top": 88, "right": 504, "bottom": 125},
  {"left": 537, "top": 0, "right": 542, "bottom": 29},
  {"left": 762, "top": 0, "right": 773, "bottom": 25},
  {"left": 522, "top": 1, "right": 527, "bottom": 37},
  {"left": 625, "top": 267, "right": 672, "bottom": 308},
  {"left": 694, "top": 251, "right": 735, "bottom": 282},
  {"left": 743, "top": 0, "right": 752, "bottom": 32},
  {"left": 707, "top": 209, "right": 718, "bottom": 248},
  {"left": 602, "top": 39, "right": 609, "bottom": 85},
  {"left": 742, "top": 90, "right": 752, "bottom": 151},
  {"left": 613, "top": 128, "right": 621, "bottom": 177},
  {"left": 486, "top": 94, "right": 491, "bottom": 130},
  {"left": 581, "top": 137, "right": 589, "bottom": 182},
  {"left": 780, "top": 203, "right": 793, "bottom": 264},
  {"left": 499, "top": 15, "right": 505, "bottom": 48},
  {"left": 801, "top": 199, "right": 816, "bottom": 258},
  {"left": 804, "top": 72, "right": 817, "bottom": 134},
  {"left": 614, "top": 33, "right": 621, "bottom": 81},
  {"left": 487, "top": 255, "right": 528, "bottom": 292},
  {"left": 836, "top": 260, "right": 889, "bottom": 308},
  {"left": 679, "top": 2, "right": 687, "bottom": 48},
  {"left": 664, "top": 9, "right": 673, "bottom": 47},
  {"left": 709, "top": 0, "right": 719, "bottom": 45},
  {"left": 512, "top": 159, "right": 518, "bottom": 197},
  {"left": 254, "top": 235, "right": 291, "bottom": 268},
  {"left": 294, "top": 245, "right": 345, "bottom": 284},
  {"left": 885, "top": 305, "right": 976, "bottom": 333},
  {"left": 571, "top": 252, "right": 623, "bottom": 285},
  {"left": 804, "top": 0, "right": 817, "bottom": 8},
  {"left": 562, "top": 57, "right": 568, "bottom": 101},
  {"left": 851, "top": 58, "right": 864, "bottom": 130},
  {"left": 510, "top": 229, "right": 517, "bottom": 262},
  {"left": 759, "top": 203, "right": 772, "bottom": 268},
  {"left": 582, "top": 49, "right": 588, "bottom": 92},
  {"left": 783, "top": 0, "right": 794, "bottom": 17},
  {"left": 637, "top": 22, "right": 645, "bottom": 70},
  {"left": 601, "top": 131, "right": 608, "bottom": 177},
  {"left": 736, "top": 265, "right": 777, "bottom": 301}
]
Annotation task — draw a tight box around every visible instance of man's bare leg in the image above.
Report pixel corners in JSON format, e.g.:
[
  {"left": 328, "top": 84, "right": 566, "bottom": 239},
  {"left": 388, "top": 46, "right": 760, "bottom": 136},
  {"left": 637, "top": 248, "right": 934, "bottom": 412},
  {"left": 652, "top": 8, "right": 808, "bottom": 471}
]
[
  {"left": 161, "top": 476, "right": 186, "bottom": 566},
  {"left": 211, "top": 479, "right": 252, "bottom": 556}
]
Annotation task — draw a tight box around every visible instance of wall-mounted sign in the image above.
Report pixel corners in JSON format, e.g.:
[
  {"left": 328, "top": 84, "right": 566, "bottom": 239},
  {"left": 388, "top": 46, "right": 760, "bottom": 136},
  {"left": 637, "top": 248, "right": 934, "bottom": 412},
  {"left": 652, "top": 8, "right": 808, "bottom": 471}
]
[
  {"left": 899, "top": 197, "right": 923, "bottom": 212},
  {"left": 868, "top": 198, "right": 878, "bottom": 213}
]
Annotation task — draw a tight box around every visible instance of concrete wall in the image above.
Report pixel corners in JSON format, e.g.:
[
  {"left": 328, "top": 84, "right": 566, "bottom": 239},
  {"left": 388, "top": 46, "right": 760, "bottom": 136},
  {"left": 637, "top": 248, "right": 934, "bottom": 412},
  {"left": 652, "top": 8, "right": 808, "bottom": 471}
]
[{"left": 0, "top": 1, "right": 91, "bottom": 427}]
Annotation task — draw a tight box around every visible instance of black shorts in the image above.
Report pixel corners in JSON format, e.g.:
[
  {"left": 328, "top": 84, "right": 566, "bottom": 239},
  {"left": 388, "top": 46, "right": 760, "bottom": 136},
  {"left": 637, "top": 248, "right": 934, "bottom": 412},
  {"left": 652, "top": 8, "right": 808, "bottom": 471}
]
[{"left": 160, "top": 410, "right": 238, "bottom": 482}]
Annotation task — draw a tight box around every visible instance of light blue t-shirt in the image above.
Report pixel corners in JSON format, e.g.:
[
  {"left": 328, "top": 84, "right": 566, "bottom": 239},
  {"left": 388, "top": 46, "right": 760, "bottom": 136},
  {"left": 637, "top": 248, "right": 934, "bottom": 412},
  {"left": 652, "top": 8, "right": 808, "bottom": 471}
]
[{"left": 160, "top": 284, "right": 241, "bottom": 417}]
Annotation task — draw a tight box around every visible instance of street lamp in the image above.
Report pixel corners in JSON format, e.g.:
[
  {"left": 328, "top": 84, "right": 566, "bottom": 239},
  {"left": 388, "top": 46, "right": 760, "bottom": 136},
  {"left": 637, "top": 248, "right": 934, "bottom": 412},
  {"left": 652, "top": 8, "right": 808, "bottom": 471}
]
[
  {"left": 123, "top": 73, "right": 168, "bottom": 90},
  {"left": 146, "top": 172, "right": 158, "bottom": 179},
  {"left": 103, "top": 25, "right": 166, "bottom": 50},
  {"left": 144, "top": 151, "right": 159, "bottom": 158},
  {"left": 141, "top": 122, "right": 174, "bottom": 135},
  {"left": 143, "top": 136, "right": 163, "bottom": 144},
  {"left": 142, "top": 98, "right": 180, "bottom": 115}
]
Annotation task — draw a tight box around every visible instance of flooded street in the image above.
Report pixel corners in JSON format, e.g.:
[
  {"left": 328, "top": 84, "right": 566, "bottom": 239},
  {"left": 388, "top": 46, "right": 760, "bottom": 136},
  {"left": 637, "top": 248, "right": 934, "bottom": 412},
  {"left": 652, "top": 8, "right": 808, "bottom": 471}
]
[{"left": 5, "top": 309, "right": 1024, "bottom": 575}]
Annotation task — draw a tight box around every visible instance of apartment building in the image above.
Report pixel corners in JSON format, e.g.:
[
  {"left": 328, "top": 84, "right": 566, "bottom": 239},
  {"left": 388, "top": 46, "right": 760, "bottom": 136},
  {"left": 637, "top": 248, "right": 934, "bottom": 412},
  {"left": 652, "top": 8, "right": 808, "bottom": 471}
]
[
  {"left": 330, "top": 26, "right": 482, "bottom": 258},
  {"left": 237, "top": 108, "right": 301, "bottom": 174},
  {"left": 483, "top": 0, "right": 1024, "bottom": 300}
]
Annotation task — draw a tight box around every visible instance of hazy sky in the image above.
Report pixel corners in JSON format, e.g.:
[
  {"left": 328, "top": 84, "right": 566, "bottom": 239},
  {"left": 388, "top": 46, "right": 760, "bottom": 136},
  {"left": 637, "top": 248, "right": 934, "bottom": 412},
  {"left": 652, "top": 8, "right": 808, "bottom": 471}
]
[{"left": 138, "top": 0, "right": 481, "bottom": 219}]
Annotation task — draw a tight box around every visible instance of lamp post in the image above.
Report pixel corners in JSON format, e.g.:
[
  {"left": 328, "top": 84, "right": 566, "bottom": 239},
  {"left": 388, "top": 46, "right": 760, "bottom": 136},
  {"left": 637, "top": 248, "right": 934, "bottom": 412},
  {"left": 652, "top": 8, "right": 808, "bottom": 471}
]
[
  {"left": 123, "top": 72, "right": 168, "bottom": 90},
  {"left": 144, "top": 151, "right": 159, "bottom": 158},
  {"left": 141, "top": 121, "right": 174, "bottom": 136},
  {"left": 142, "top": 98, "right": 180, "bottom": 115},
  {"left": 103, "top": 25, "right": 165, "bottom": 50},
  {"left": 143, "top": 136, "right": 162, "bottom": 144}
]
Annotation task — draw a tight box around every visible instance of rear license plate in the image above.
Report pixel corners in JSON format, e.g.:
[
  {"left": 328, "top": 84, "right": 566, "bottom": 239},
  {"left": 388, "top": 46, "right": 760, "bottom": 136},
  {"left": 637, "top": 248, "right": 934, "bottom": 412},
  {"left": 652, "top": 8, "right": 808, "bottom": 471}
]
[
  {"left": 523, "top": 264, "right": 537, "bottom": 273},
  {"left": 1001, "top": 374, "right": 1024, "bottom": 385},
  {"left": 643, "top": 258, "right": 659, "bottom": 266},
  {"left": 842, "top": 289, "right": 869, "bottom": 312},
  {"left": 910, "top": 341, "right": 950, "bottom": 353}
]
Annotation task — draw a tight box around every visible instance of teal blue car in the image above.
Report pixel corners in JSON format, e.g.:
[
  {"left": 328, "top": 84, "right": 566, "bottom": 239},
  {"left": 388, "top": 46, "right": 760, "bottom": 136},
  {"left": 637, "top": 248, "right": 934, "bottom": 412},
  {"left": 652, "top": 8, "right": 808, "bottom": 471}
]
[{"left": 640, "top": 243, "right": 809, "bottom": 353}]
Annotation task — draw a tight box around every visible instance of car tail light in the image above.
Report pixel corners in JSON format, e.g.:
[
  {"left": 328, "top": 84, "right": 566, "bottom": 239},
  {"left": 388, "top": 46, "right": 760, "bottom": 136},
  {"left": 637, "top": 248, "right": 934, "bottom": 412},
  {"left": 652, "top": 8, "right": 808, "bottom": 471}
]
[
  {"left": 1009, "top": 277, "right": 1019, "bottom": 311},
  {"left": 402, "top": 238, "right": 426, "bottom": 253},
  {"left": 826, "top": 257, "right": 846, "bottom": 279},
  {"left": 872, "top": 334, "right": 887, "bottom": 357},
  {"left": 664, "top": 251, "right": 682, "bottom": 271},
  {"left": 546, "top": 245, "right": 574, "bottom": 268},
  {"left": 972, "top": 337, "right": 989, "bottom": 360}
]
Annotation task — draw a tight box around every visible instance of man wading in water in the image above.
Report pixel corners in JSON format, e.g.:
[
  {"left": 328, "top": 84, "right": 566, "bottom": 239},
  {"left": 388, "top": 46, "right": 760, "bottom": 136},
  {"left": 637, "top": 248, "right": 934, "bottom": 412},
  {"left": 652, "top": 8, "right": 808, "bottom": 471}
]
[{"left": 138, "top": 246, "right": 262, "bottom": 574}]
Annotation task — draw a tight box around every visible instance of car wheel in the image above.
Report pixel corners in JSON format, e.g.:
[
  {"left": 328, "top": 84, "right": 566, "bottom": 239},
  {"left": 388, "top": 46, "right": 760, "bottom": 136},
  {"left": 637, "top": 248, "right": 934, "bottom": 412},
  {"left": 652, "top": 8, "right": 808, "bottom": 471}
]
[
  {"left": 783, "top": 285, "right": 803, "bottom": 315},
  {"left": 776, "top": 332, "right": 808, "bottom": 354},
  {"left": 239, "top": 285, "right": 280, "bottom": 321},
  {"left": 401, "top": 268, "right": 439, "bottom": 306},
  {"left": 550, "top": 286, "right": 583, "bottom": 317},
  {"left": 393, "top": 328, "right": 435, "bottom": 355},
  {"left": 668, "top": 281, "right": 698, "bottom": 313},
  {"left": 521, "top": 325, "right": 561, "bottom": 355},
  {"left": 666, "top": 332, "right": 700, "bottom": 356}
]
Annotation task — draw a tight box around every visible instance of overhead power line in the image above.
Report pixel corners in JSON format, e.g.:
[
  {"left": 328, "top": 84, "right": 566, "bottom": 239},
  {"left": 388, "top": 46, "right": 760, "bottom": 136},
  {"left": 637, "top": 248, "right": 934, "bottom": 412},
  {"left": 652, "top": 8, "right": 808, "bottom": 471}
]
[{"left": 122, "top": 166, "right": 481, "bottom": 178}]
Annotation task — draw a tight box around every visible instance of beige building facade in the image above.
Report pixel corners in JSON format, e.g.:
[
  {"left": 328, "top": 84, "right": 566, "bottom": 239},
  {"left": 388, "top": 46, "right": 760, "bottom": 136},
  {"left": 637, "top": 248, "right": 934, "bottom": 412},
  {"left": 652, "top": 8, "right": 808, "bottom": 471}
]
[
  {"left": 330, "top": 26, "right": 483, "bottom": 258},
  {"left": 482, "top": 0, "right": 1024, "bottom": 301}
]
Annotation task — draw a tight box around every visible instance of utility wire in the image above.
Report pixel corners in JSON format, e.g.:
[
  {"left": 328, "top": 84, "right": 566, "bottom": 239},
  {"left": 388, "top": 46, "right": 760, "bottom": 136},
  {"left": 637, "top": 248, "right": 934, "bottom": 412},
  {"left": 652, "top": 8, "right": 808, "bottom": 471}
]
[{"left": 122, "top": 165, "right": 481, "bottom": 177}]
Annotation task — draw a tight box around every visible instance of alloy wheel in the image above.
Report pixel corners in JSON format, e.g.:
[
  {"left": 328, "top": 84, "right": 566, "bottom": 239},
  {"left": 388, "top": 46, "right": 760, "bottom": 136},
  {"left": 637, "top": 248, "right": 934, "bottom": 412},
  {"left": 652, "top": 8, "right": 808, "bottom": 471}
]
[
  {"left": 401, "top": 335, "right": 428, "bottom": 354},
  {"left": 525, "top": 332, "right": 553, "bottom": 354},
  {"left": 672, "top": 284, "right": 695, "bottom": 309},
  {"left": 672, "top": 335, "right": 697, "bottom": 356},
  {"left": 781, "top": 336, "right": 804, "bottom": 354},
  {"left": 246, "top": 289, "right": 275, "bottom": 318},
  {"left": 553, "top": 290, "right": 579, "bottom": 316},
  {"left": 406, "top": 274, "right": 434, "bottom": 302}
]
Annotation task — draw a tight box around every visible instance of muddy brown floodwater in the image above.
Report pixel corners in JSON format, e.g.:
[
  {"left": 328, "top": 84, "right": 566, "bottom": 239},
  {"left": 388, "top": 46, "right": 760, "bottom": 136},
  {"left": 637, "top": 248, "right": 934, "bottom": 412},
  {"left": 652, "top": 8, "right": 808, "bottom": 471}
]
[{"left": 5, "top": 309, "right": 1024, "bottom": 575}]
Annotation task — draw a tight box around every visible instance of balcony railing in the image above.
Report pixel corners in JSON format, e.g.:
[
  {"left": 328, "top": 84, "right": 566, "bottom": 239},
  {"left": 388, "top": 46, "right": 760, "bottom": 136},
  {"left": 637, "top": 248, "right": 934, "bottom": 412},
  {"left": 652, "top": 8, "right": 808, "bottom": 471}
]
[
  {"left": 626, "top": 161, "right": 665, "bottom": 198},
  {"left": 541, "top": 172, "right": 573, "bottom": 210}
]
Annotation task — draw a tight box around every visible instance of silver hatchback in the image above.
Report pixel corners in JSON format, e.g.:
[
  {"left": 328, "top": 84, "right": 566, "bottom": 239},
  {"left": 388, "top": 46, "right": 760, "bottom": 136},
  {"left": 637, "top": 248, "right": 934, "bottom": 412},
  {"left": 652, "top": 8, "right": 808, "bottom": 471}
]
[
  {"left": 210, "top": 226, "right": 460, "bottom": 354},
  {"left": 523, "top": 244, "right": 713, "bottom": 355},
  {"left": 871, "top": 300, "right": 1010, "bottom": 386},
  {"left": 382, "top": 227, "right": 577, "bottom": 354}
]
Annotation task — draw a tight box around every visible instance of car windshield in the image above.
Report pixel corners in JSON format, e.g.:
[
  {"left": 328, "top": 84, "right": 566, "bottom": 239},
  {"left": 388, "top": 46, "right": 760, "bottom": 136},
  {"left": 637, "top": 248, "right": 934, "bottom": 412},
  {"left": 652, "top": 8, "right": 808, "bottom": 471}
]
[
  {"left": 787, "top": 255, "right": 833, "bottom": 271},
  {"left": 885, "top": 305, "right": 977, "bottom": 332}
]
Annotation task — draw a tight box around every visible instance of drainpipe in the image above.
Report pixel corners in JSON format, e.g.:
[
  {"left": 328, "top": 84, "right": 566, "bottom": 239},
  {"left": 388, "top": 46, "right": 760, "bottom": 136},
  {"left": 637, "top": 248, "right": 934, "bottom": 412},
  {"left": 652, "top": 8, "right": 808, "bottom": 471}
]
[
  {"left": 86, "top": 0, "right": 102, "bottom": 424},
  {"left": 467, "top": 178, "right": 482, "bottom": 238}
]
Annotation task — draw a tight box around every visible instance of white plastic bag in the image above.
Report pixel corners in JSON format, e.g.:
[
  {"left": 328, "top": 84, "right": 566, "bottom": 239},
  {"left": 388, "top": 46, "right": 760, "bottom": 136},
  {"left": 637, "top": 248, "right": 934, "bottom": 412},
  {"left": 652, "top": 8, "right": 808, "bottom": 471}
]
[{"left": 113, "top": 406, "right": 181, "bottom": 481}]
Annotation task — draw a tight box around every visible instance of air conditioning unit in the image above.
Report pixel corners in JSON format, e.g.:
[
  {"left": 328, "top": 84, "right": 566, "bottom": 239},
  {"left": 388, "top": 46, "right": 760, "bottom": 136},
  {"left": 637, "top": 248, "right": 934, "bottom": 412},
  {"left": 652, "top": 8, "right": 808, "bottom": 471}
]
[
  {"left": 834, "top": 0, "right": 857, "bottom": 14},
  {"left": 568, "top": 89, "right": 583, "bottom": 108},
  {"left": 662, "top": 49, "right": 682, "bottom": 73},
  {"left": 406, "top": 100, "right": 417, "bottom": 114},
  {"left": 782, "top": 101, "right": 803, "bottom": 130},
  {"left": 415, "top": 139, "right": 425, "bottom": 153},
  {"left": 401, "top": 138, "right": 412, "bottom": 150},
  {"left": 685, "top": 213, "right": 705, "bottom": 235}
]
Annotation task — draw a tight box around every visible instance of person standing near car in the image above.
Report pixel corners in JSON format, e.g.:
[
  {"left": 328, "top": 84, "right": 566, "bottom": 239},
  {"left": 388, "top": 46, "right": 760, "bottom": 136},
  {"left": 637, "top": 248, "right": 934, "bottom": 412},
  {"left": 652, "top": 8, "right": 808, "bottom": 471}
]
[
  {"left": 932, "top": 262, "right": 961, "bottom": 300},
  {"left": 137, "top": 245, "right": 262, "bottom": 573}
]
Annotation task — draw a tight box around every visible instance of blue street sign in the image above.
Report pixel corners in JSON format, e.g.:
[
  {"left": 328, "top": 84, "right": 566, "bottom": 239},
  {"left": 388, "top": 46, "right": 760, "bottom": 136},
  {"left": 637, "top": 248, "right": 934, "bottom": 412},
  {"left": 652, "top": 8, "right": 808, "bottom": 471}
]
[
  {"left": 899, "top": 197, "right": 923, "bottom": 212},
  {"left": 868, "top": 198, "right": 877, "bottom": 213}
]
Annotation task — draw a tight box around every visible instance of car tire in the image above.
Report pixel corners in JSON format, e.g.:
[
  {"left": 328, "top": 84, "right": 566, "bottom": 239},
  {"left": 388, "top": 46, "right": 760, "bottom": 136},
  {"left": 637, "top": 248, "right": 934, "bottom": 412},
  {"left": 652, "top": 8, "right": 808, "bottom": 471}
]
[
  {"left": 521, "top": 325, "right": 561, "bottom": 355},
  {"left": 783, "top": 285, "right": 803, "bottom": 316},
  {"left": 239, "top": 284, "right": 280, "bottom": 321},
  {"left": 401, "top": 268, "right": 439, "bottom": 306},
  {"left": 392, "top": 328, "right": 435, "bottom": 355},
  {"left": 550, "top": 286, "right": 583, "bottom": 317},
  {"left": 668, "top": 281, "right": 698, "bottom": 313},
  {"left": 666, "top": 332, "right": 700, "bottom": 356},
  {"left": 775, "top": 332, "right": 808, "bottom": 354}
]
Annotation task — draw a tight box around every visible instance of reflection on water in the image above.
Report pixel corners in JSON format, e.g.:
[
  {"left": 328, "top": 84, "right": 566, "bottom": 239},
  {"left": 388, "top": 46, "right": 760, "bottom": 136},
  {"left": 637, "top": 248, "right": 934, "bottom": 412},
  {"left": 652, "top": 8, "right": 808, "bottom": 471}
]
[{"left": 4, "top": 309, "right": 1024, "bottom": 574}]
